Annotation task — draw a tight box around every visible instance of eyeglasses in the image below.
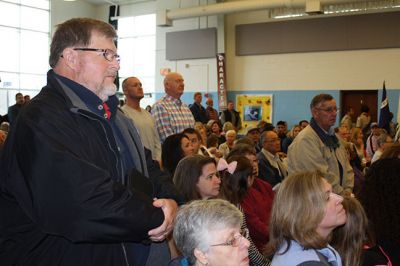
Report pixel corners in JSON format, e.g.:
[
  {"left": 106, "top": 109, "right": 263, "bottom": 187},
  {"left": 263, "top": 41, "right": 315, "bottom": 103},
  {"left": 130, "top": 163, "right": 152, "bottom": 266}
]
[
  {"left": 316, "top": 107, "right": 339, "bottom": 113},
  {"left": 210, "top": 228, "right": 249, "bottom": 248},
  {"left": 73, "top": 48, "right": 120, "bottom": 62}
]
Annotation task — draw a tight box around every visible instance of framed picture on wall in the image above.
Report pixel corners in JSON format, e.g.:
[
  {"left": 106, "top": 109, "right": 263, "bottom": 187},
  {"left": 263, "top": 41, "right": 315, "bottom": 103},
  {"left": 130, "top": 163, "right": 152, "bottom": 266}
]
[
  {"left": 236, "top": 94, "right": 273, "bottom": 133},
  {"left": 244, "top": 106, "right": 261, "bottom": 121}
]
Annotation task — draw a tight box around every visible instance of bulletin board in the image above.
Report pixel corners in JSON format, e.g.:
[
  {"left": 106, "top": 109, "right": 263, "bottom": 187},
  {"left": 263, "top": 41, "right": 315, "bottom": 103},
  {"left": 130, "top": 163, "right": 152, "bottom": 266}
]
[{"left": 236, "top": 94, "right": 273, "bottom": 131}]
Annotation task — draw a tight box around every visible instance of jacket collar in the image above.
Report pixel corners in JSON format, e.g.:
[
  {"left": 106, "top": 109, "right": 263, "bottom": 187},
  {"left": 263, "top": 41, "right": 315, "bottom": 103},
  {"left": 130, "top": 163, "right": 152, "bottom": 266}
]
[{"left": 50, "top": 70, "right": 119, "bottom": 119}]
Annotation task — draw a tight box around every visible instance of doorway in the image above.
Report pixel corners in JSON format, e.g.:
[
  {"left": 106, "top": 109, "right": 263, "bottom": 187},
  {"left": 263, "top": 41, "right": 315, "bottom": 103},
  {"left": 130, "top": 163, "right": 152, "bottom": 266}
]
[{"left": 340, "top": 90, "right": 378, "bottom": 125}]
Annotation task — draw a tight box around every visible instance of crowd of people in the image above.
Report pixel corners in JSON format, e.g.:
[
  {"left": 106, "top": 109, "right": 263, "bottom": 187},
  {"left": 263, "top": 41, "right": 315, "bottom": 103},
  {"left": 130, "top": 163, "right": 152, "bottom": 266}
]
[{"left": 1, "top": 17, "right": 399, "bottom": 266}]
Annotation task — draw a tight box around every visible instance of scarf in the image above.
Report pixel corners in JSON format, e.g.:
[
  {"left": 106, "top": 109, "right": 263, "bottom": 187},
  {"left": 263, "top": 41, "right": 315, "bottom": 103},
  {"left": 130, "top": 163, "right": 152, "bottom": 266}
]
[{"left": 310, "top": 117, "right": 340, "bottom": 151}]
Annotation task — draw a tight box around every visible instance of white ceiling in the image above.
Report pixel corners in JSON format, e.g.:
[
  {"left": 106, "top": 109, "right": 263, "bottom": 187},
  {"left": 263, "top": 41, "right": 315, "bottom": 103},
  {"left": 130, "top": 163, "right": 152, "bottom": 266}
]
[{"left": 81, "top": 0, "right": 153, "bottom": 5}]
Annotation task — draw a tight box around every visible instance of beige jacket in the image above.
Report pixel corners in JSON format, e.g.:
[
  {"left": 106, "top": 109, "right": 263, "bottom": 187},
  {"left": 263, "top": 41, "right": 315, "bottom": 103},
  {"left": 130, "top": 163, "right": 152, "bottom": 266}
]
[{"left": 287, "top": 125, "right": 354, "bottom": 194}]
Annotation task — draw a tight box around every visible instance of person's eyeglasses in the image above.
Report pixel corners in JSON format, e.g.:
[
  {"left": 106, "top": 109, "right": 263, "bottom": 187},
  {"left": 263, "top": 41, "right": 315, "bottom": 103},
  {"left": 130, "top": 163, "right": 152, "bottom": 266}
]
[
  {"left": 210, "top": 228, "right": 249, "bottom": 248},
  {"left": 73, "top": 48, "right": 120, "bottom": 62},
  {"left": 316, "top": 107, "right": 339, "bottom": 113}
]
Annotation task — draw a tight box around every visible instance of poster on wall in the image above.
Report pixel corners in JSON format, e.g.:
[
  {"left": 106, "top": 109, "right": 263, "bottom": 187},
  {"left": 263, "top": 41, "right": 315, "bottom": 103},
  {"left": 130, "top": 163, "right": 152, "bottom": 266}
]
[{"left": 236, "top": 94, "right": 273, "bottom": 132}]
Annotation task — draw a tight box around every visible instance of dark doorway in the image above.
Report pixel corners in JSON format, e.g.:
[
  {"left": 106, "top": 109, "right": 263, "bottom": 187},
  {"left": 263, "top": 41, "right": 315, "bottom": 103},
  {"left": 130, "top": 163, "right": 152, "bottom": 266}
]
[{"left": 340, "top": 90, "right": 378, "bottom": 125}]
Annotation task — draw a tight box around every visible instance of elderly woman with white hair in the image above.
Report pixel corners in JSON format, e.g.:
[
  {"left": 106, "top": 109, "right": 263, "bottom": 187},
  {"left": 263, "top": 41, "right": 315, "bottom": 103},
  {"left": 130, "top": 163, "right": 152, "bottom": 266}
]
[
  {"left": 170, "top": 199, "right": 250, "bottom": 266},
  {"left": 219, "top": 130, "right": 237, "bottom": 158}
]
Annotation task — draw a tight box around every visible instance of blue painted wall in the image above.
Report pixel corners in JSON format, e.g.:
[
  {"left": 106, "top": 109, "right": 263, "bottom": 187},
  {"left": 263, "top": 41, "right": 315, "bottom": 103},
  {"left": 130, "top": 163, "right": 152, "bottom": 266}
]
[{"left": 155, "top": 89, "right": 400, "bottom": 129}]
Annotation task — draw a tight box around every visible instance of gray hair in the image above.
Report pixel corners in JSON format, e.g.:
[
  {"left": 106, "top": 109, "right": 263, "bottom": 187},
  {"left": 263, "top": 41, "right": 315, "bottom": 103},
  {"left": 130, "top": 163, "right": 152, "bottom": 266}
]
[
  {"left": 173, "top": 199, "right": 243, "bottom": 265},
  {"left": 260, "top": 129, "right": 275, "bottom": 145},
  {"left": 377, "top": 132, "right": 389, "bottom": 148},
  {"left": 310, "top": 94, "right": 334, "bottom": 109}
]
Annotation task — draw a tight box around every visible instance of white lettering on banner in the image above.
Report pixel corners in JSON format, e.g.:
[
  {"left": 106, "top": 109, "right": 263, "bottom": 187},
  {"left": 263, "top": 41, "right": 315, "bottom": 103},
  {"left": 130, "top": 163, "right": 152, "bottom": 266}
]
[{"left": 217, "top": 53, "right": 227, "bottom": 110}]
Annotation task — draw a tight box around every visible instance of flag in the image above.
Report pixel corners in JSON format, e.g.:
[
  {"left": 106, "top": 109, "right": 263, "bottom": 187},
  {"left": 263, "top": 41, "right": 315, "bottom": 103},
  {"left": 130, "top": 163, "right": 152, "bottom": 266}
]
[{"left": 378, "top": 81, "right": 391, "bottom": 133}]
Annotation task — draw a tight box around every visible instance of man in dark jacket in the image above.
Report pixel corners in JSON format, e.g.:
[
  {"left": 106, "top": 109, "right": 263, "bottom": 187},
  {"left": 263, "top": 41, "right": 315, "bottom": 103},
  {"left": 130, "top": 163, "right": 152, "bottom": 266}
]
[
  {"left": 220, "top": 100, "right": 242, "bottom": 130},
  {"left": 189, "top": 92, "right": 208, "bottom": 123},
  {"left": 7, "top": 92, "right": 24, "bottom": 124},
  {"left": 0, "top": 18, "right": 180, "bottom": 266},
  {"left": 257, "top": 130, "right": 288, "bottom": 189}
]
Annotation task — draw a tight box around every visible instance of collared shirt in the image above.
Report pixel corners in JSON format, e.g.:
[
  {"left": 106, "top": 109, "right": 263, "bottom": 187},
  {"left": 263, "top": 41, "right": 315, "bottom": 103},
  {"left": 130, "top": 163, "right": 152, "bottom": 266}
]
[
  {"left": 55, "top": 73, "right": 135, "bottom": 178},
  {"left": 151, "top": 94, "right": 195, "bottom": 142},
  {"left": 261, "top": 148, "right": 287, "bottom": 178}
]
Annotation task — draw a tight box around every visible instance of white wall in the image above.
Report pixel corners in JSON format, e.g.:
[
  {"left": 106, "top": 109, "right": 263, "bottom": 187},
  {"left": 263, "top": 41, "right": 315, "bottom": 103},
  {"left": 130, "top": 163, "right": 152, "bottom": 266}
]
[
  {"left": 51, "top": 1, "right": 98, "bottom": 34},
  {"left": 225, "top": 11, "right": 400, "bottom": 91},
  {"left": 154, "top": 0, "right": 219, "bottom": 94}
]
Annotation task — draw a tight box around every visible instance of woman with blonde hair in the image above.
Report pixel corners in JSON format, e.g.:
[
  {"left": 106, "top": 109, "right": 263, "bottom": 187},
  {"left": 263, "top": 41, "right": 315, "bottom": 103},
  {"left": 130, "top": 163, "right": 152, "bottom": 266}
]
[
  {"left": 266, "top": 171, "right": 346, "bottom": 265},
  {"left": 281, "top": 125, "right": 301, "bottom": 153},
  {"left": 350, "top": 127, "right": 368, "bottom": 166}
]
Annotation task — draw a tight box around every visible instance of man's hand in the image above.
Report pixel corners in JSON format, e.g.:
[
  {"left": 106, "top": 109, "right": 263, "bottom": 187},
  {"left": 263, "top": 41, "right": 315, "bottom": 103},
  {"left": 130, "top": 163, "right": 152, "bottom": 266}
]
[{"left": 148, "top": 198, "right": 178, "bottom": 242}]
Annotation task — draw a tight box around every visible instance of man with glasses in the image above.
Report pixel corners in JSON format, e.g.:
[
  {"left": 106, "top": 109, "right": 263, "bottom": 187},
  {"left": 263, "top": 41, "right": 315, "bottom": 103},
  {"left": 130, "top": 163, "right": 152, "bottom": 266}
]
[
  {"left": 257, "top": 130, "right": 288, "bottom": 189},
  {"left": 0, "top": 18, "right": 180, "bottom": 266},
  {"left": 288, "top": 94, "right": 354, "bottom": 195}
]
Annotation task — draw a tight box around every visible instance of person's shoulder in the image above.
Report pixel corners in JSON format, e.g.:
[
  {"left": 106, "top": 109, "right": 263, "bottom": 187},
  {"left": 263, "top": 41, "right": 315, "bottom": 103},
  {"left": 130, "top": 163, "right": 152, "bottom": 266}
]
[{"left": 273, "top": 243, "right": 322, "bottom": 265}]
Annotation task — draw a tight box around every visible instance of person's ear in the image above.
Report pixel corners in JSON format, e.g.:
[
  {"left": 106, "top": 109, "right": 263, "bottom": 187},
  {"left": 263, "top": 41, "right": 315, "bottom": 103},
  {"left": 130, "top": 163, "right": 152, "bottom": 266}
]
[
  {"left": 194, "top": 248, "right": 209, "bottom": 265},
  {"left": 61, "top": 48, "right": 79, "bottom": 70},
  {"left": 311, "top": 107, "right": 318, "bottom": 119}
]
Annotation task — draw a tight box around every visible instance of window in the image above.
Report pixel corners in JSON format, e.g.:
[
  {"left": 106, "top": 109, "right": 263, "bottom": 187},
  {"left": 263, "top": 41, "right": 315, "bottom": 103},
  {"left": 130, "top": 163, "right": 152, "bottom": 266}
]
[
  {"left": 117, "top": 14, "right": 156, "bottom": 108},
  {"left": 0, "top": 0, "right": 50, "bottom": 115}
]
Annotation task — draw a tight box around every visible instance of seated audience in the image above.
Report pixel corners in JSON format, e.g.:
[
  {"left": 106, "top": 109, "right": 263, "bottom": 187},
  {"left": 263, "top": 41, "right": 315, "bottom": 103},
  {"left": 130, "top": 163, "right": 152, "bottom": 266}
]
[
  {"left": 161, "top": 133, "right": 194, "bottom": 176},
  {"left": 370, "top": 132, "right": 393, "bottom": 164},
  {"left": 359, "top": 158, "right": 400, "bottom": 265},
  {"left": 265, "top": 171, "right": 346, "bottom": 265},
  {"left": 227, "top": 144, "right": 274, "bottom": 251},
  {"left": 0, "top": 121, "right": 10, "bottom": 133},
  {"left": 245, "top": 126, "right": 261, "bottom": 152},
  {"left": 219, "top": 129, "right": 237, "bottom": 158},
  {"left": 281, "top": 125, "right": 301, "bottom": 153},
  {"left": 207, "top": 120, "right": 225, "bottom": 145},
  {"left": 222, "top": 121, "right": 235, "bottom": 133},
  {"left": 259, "top": 121, "right": 275, "bottom": 133},
  {"left": 258, "top": 130, "right": 288, "bottom": 189},
  {"left": 206, "top": 133, "right": 223, "bottom": 159},
  {"left": 183, "top": 128, "right": 202, "bottom": 155},
  {"left": 219, "top": 156, "right": 271, "bottom": 265},
  {"left": 380, "top": 142, "right": 400, "bottom": 159},
  {"left": 365, "top": 122, "right": 380, "bottom": 159},
  {"left": 276, "top": 121, "right": 288, "bottom": 150},
  {"left": 0, "top": 129, "right": 7, "bottom": 149},
  {"left": 194, "top": 122, "right": 208, "bottom": 148},
  {"left": 171, "top": 199, "right": 250, "bottom": 266},
  {"left": 234, "top": 137, "right": 256, "bottom": 147},
  {"left": 299, "top": 119, "right": 309, "bottom": 129},
  {"left": 173, "top": 155, "right": 220, "bottom": 202},
  {"left": 331, "top": 197, "right": 369, "bottom": 266},
  {"left": 350, "top": 127, "right": 368, "bottom": 167},
  {"left": 337, "top": 125, "right": 351, "bottom": 142}
]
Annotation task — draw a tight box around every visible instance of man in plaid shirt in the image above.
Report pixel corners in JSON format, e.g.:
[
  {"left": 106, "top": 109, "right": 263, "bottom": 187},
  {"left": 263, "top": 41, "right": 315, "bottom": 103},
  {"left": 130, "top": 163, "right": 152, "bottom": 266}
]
[{"left": 152, "top": 72, "right": 195, "bottom": 142}]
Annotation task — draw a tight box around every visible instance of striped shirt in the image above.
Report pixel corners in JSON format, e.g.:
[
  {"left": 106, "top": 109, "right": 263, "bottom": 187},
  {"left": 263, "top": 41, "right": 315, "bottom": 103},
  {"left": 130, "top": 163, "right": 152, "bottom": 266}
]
[{"left": 152, "top": 95, "right": 195, "bottom": 142}]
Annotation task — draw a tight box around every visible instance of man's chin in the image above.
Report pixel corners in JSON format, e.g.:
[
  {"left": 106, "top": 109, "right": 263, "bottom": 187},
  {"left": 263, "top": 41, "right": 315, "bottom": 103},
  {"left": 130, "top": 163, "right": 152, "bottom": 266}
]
[{"left": 99, "top": 84, "right": 117, "bottom": 102}]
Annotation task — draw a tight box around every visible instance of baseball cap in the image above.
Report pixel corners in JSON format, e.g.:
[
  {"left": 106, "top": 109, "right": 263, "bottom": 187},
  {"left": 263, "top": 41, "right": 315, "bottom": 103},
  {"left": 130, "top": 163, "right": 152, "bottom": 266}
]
[
  {"left": 245, "top": 126, "right": 259, "bottom": 135},
  {"left": 370, "top": 122, "right": 378, "bottom": 128}
]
